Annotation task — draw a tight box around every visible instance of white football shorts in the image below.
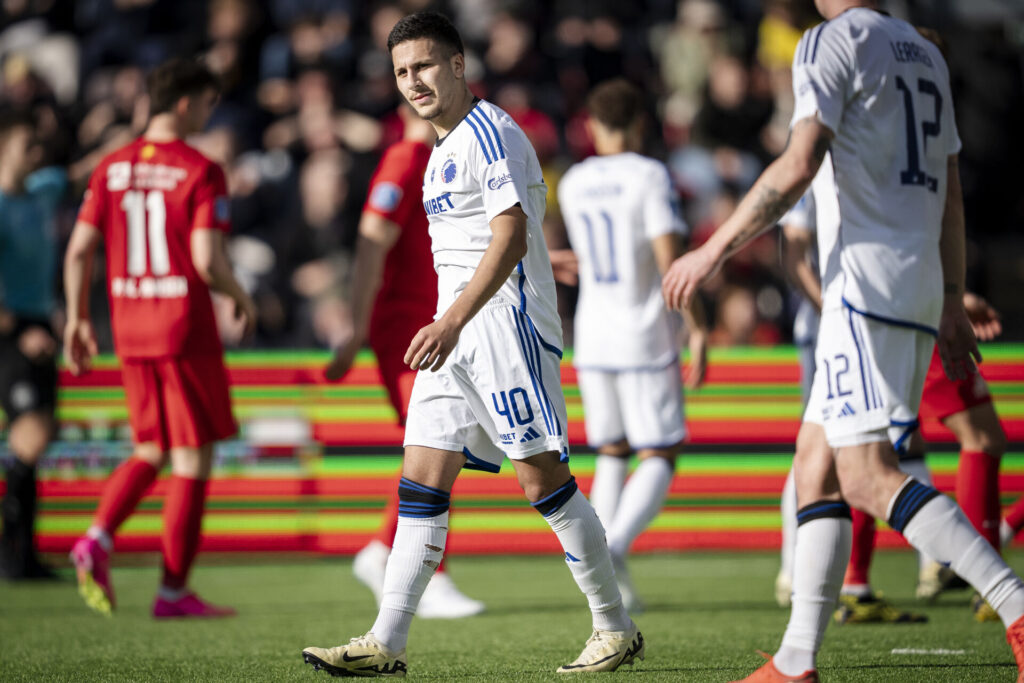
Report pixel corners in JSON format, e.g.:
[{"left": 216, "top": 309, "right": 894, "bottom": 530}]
[
  {"left": 576, "top": 362, "right": 686, "bottom": 450},
  {"left": 804, "top": 304, "right": 934, "bottom": 451},
  {"left": 404, "top": 301, "right": 569, "bottom": 472}
]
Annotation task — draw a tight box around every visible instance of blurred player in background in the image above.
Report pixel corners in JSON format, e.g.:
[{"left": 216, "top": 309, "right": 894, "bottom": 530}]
[
  {"left": 325, "top": 101, "right": 483, "bottom": 619},
  {"left": 557, "top": 77, "right": 708, "bottom": 613},
  {"left": 63, "top": 57, "right": 256, "bottom": 618},
  {"left": 303, "top": 12, "right": 642, "bottom": 677},
  {"left": 0, "top": 111, "right": 67, "bottom": 580},
  {"left": 663, "top": 1, "right": 1024, "bottom": 680}
]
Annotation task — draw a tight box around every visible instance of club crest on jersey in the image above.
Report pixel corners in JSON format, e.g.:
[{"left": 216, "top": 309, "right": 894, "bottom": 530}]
[
  {"left": 487, "top": 172, "right": 513, "bottom": 191},
  {"left": 441, "top": 158, "right": 457, "bottom": 184}
]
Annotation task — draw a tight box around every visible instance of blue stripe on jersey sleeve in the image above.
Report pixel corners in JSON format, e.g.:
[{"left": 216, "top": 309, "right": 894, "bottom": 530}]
[
  {"left": 477, "top": 108, "right": 506, "bottom": 159},
  {"left": 465, "top": 115, "right": 493, "bottom": 164},
  {"left": 468, "top": 109, "right": 500, "bottom": 164},
  {"left": 810, "top": 23, "right": 827, "bottom": 63}
]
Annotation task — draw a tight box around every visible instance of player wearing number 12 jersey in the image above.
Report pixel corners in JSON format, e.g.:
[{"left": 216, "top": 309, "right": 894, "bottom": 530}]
[
  {"left": 662, "top": 1, "right": 1024, "bottom": 680},
  {"left": 63, "top": 58, "right": 256, "bottom": 619}
]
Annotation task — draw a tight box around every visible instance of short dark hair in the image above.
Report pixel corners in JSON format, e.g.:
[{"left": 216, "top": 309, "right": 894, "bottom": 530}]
[
  {"left": 586, "top": 78, "right": 644, "bottom": 131},
  {"left": 147, "top": 57, "right": 220, "bottom": 116},
  {"left": 386, "top": 11, "right": 464, "bottom": 56}
]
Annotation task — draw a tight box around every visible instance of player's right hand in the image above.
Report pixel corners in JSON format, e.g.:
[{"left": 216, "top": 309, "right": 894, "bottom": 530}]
[
  {"left": 234, "top": 294, "right": 258, "bottom": 342},
  {"left": 404, "top": 318, "right": 461, "bottom": 372},
  {"left": 63, "top": 319, "right": 98, "bottom": 376},
  {"left": 325, "top": 337, "right": 361, "bottom": 382},
  {"left": 549, "top": 249, "right": 579, "bottom": 286},
  {"left": 661, "top": 245, "right": 721, "bottom": 311}
]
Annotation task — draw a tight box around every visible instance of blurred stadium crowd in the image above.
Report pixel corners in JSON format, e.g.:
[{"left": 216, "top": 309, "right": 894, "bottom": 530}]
[{"left": 1, "top": 0, "right": 1022, "bottom": 350}]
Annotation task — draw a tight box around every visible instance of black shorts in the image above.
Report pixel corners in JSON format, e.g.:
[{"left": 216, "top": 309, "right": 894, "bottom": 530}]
[{"left": 0, "top": 320, "right": 57, "bottom": 423}]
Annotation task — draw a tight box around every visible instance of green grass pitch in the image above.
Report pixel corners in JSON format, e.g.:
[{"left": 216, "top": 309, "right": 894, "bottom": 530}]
[{"left": 1, "top": 551, "right": 1019, "bottom": 681}]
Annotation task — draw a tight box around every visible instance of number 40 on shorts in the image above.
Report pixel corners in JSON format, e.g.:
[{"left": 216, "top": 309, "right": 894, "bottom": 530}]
[{"left": 491, "top": 388, "right": 535, "bottom": 429}]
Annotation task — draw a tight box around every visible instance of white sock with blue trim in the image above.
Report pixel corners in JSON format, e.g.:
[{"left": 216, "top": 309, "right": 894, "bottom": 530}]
[
  {"left": 590, "top": 455, "right": 628, "bottom": 531},
  {"left": 898, "top": 490, "right": 1024, "bottom": 627},
  {"left": 535, "top": 482, "right": 631, "bottom": 632},
  {"left": 605, "top": 457, "right": 674, "bottom": 559},
  {"left": 897, "top": 456, "right": 936, "bottom": 571},
  {"left": 775, "top": 501, "right": 852, "bottom": 676}
]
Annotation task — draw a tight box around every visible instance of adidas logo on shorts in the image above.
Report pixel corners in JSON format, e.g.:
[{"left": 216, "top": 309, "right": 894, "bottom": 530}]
[
  {"left": 519, "top": 426, "right": 542, "bottom": 443},
  {"left": 838, "top": 402, "right": 857, "bottom": 418}
]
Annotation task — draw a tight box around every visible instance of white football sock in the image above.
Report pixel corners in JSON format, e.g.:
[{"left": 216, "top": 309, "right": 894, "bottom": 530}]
[
  {"left": 606, "top": 457, "right": 674, "bottom": 558},
  {"left": 590, "top": 455, "right": 629, "bottom": 532},
  {"left": 371, "top": 512, "right": 448, "bottom": 652},
  {"left": 775, "top": 511, "right": 852, "bottom": 676},
  {"left": 899, "top": 493, "right": 1024, "bottom": 627},
  {"left": 898, "top": 456, "right": 935, "bottom": 571},
  {"left": 780, "top": 469, "right": 797, "bottom": 578},
  {"left": 541, "top": 487, "right": 631, "bottom": 632}
]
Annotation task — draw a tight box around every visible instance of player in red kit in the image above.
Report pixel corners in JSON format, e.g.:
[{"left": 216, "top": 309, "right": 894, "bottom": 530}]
[
  {"left": 63, "top": 58, "right": 256, "bottom": 618},
  {"left": 325, "top": 103, "right": 483, "bottom": 618}
]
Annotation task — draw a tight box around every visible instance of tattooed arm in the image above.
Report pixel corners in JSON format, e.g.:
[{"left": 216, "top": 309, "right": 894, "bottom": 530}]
[{"left": 661, "top": 117, "right": 833, "bottom": 310}]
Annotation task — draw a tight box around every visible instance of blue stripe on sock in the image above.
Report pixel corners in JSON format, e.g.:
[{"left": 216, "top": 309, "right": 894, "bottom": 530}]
[
  {"left": 398, "top": 478, "right": 449, "bottom": 499},
  {"left": 531, "top": 477, "right": 578, "bottom": 517}
]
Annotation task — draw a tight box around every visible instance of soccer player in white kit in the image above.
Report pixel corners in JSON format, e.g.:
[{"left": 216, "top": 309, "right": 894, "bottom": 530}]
[
  {"left": 662, "top": 1, "right": 1024, "bottom": 680},
  {"left": 557, "top": 78, "right": 708, "bottom": 613},
  {"left": 302, "top": 12, "right": 643, "bottom": 677}
]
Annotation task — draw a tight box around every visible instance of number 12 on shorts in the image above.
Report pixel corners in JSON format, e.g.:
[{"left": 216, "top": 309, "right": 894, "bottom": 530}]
[{"left": 491, "top": 388, "right": 535, "bottom": 429}]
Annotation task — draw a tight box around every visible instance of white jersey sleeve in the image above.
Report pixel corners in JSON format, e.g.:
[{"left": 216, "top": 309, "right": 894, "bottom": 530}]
[
  {"left": 643, "top": 163, "right": 687, "bottom": 241},
  {"left": 791, "top": 22, "right": 854, "bottom": 134}
]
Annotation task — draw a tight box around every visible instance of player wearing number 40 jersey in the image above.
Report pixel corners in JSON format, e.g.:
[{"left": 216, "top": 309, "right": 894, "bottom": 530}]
[
  {"left": 303, "top": 12, "right": 641, "bottom": 678},
  {"left": 662, "top": 1, "right": 1024, "bottom": 681},
  {"left": 63, "top": 58, "right": 256, "bottom": 619}
]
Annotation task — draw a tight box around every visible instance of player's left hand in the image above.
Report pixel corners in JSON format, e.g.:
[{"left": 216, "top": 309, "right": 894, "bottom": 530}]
[
  {"left": 962, "top": 292, "right": 1002, "bottom": 341},
  {"left": 325, "top": 335, "right": 361, "bottom": 382},
  {"left": 684, "top": 331, "right": 708, "bottom": 390},
  {"left": 63, "top": 319, "right": 98, "bottom": 376},
  {"left": 937, "top": 301, "right": 982, "bottom": 381},
  {"left": 549, "top": 249, "right": 579, "bottom": 286},
  {"left": 662, "top": 245, "right": 721, "bottom": 311},
  {"left": 404, "top": 318, "right": 461, "bottom": 372}
]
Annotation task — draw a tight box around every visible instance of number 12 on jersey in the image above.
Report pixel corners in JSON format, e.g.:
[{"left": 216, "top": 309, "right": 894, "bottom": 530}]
[
  {"left": 896, "top": 76, "right": 941, "bottom": 193},
  {"left": 122, "top": 190, "right": 170, "bottom": 276}
]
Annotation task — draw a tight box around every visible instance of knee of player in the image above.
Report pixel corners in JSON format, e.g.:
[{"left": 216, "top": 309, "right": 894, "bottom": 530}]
[
  {"left": 7, "top": 413, "right": 53, "bottom": 461},
  {"left": 961, "top": 425, "right": 1007, "bottom": 458}
]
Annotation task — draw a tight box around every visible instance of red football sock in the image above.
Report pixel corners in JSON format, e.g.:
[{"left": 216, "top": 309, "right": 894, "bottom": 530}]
[
  {"left": 375, "top": 473, "right": 402, "bottom": 548},
  {"left": 844, "top": 508, "right": 876, "bottom": 588},
  {"left": 956, "top": 450, "right": 1001, "bottom": 549},
  {"left": 160, "top": 476, "right": 209, "bottom": 590},
  {"left": 93, "top": 457, "right": 159, "bottom": 534},
  {"left": 1005, "top": 497, "right": 1024, "bottom": 537},
  {"left": 375, "top": 472, "right": 448, "bottom": 572}
]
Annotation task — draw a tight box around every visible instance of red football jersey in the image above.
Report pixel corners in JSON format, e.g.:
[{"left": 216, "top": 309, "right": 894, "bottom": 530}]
[
  {"left": 363, "top": 139, "right": 438, "bottom": 352},
  {"left": 78, "top": 138, "right": 229, "bottom": 358}
]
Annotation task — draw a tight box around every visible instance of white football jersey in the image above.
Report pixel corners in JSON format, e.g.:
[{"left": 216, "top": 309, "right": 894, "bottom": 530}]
[
  {"left": 558, "top": 152, "right": 687, "bottom": 369},
  {"left": 792, "top": 8, "right": 961, "bottom": 333},
  {"left": 422, "top": 99, "right": 562, "bottom": 349}
]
